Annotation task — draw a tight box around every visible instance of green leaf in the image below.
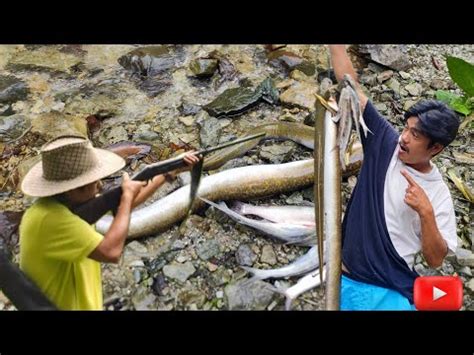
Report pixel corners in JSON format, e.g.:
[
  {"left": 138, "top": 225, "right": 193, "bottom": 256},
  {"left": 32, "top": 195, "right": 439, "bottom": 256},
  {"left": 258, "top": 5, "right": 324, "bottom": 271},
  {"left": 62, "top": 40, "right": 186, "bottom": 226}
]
[
  {"left": 435, "top": 90, "right": 459, "bottom": 104},
  {"left": 446, "top": 56, "right": 474, "bottom": 97},
  {"left": 435, "top": 90, "right": 472, "bottom": 115},
  {"left": 450, "top": 96, "right": 472, "bottom": 116}
]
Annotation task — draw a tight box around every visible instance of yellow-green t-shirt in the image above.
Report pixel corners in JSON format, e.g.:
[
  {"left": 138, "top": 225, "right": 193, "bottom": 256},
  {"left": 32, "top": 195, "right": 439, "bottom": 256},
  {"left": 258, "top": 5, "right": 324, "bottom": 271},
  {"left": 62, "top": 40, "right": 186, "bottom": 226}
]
[{"left": 19, "top": 197, "right": 104, "bottom": 310}]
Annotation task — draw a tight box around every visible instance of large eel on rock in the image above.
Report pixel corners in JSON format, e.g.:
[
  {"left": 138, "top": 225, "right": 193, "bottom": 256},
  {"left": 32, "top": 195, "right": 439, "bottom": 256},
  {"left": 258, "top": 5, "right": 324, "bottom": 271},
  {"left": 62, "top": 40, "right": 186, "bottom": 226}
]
[{"left": 95, "top": 123, "right": 362, "bottom": 239}]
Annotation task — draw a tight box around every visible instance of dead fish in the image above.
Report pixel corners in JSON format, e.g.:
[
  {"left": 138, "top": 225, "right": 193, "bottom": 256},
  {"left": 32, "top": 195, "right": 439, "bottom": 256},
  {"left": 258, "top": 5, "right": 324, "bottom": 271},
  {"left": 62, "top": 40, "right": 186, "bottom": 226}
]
[
  {"left": 272, "top": 268, "right": 325, "bottom": 310},
  {"left": 231, "top": 201, "right": 314, "bottom": 226},
  {"left": 200, "top": 197, "right": 316, "bottom": 245},
  {"left": 241, "top": 245, "right": 324, "bottom": 284}
]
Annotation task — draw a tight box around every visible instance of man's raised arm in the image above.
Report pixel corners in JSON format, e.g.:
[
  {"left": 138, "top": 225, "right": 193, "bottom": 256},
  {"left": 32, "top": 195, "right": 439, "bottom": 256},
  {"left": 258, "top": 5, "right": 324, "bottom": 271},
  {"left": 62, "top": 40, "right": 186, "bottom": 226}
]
[{"left": 328, "top": 45, "right": 368, "bottom": 110}]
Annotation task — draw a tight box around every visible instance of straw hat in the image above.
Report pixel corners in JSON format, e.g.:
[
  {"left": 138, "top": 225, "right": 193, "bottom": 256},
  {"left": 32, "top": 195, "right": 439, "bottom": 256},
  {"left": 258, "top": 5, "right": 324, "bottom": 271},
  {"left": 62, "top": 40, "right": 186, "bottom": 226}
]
[{"left": 21, "top": 135, "right": 125, "bottom": 197}]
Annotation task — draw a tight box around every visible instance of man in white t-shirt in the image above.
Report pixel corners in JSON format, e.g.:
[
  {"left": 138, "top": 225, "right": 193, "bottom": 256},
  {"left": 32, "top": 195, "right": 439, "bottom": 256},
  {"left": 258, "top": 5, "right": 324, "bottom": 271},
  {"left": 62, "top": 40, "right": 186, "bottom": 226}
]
[{"left": 329, "top": 45, "right": 460, "bottom": 310}]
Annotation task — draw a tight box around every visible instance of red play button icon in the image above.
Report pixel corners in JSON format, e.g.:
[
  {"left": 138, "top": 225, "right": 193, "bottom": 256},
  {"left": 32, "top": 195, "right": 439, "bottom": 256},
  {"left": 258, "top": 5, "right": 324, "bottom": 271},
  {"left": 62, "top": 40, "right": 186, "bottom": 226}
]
[{"left": 414, "top": 276, "right": 463, "bottom": 311}]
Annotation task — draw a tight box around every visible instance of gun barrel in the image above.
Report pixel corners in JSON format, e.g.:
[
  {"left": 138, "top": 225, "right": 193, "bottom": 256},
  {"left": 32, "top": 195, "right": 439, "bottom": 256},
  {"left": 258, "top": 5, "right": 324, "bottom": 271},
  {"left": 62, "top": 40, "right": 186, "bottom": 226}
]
[{"left": 197, "top": 132, "right": 266, "bottom": 156}]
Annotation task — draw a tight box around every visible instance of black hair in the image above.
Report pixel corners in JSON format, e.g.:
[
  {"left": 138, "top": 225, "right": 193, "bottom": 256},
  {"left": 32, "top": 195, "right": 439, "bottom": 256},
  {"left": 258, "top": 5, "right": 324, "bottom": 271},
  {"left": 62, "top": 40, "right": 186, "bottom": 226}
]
[{"left": 404, "top": 100, "right": 460, "bottom": 148}]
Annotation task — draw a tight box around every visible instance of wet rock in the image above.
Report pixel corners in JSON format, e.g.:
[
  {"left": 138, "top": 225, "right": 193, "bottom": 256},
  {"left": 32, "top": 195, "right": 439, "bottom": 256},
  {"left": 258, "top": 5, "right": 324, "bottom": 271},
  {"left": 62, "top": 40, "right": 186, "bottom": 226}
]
[
  {"left": 7, "top": 46, "right": 83, "bottom": 73},
  {"left": 31, "top": 111, "right": 88, "bottom": 141},
  {"left": 260, "top": 245, "right": 277, "bottom": 266},
  {"left": 374, "top": 103, "right": 388, "bottom": 113},
  {"left": 131, "top": 285, "right": 157, "bottom": 310},
  {"left": 441, "top": 262, "right": 454, "bottom": 275},
  {"left": 117, "top": 46, "right": 178, "bottom": 97},
  {"left": 403, "top": 100, "right": 418, "bottom": 111},
  {"left": 151, "top": 273, "right": 168, "bottom": 296},
  {"left": 236, "top": 244, "right": 258, "bottom": 266},
  {"left": 279, "top": 81, "right": 318, "bottom": 111},
  {"left": 268, "top": 50, "right": 315, "bottom": 76},
  {"left": 179, "top": 102, "right": 201, "bottom": 116},
  {"left": 99, "top": 125, "right": 129, "bottom": 145},
  {"left": 62, "top": 85, "right": 124, "bottom": 119},
  {"left": 376, "top": 70, "right": 394, "bottom": 83},
  {"left": 358, "top": 45, "right": 412, "bottom": 71},
  {"left": 132, "top": 124, "right": 160, "bottom": 142},
  {"left": 178, "top": 289, "right": 207, "bottom": 308},
  {"left": 196, "top": 239, "right": 221, "bottom": 261},
  {"left": 458, "top": 266, "right": 472, "bottom": 277},
  {"left": 290, "top": 69, "right": 312, "bottom": 82},
  {"left": 456, "top": 248, "right": 474, "bottom": 267},
  {"left": 399, "top": 71, "right": 411, "bottom": 80},
  {"left": 259, "top": 143, "right": 294, "bottom": 164},
  {"left": 0, "top": 104, "right": 14, "bottom": 116},
  {"left": 466, "top": 279, "right": 474, "bottom": 294},
  {"left": 386, "top": 78, "right": 401, "bottom": 95},
  {"left": 359, "top": 73, "right": 377, "bottom": 87},
  {"left": 0, "top": 211, "right": 23, "bottom": 251},
  {"left": 203, "top": 78, "right": 277, "bottom": 117},
  {"left": 0, "top": 114, "right": 29, "bottom": 142},
  {"left": 118, "top": 46, "right": 175, "bottom": 77},
  {"left": 207, "top": 51, "right": 238, "bottom": 85},
  {"left": 163, "top": 261, "right": 196, "bottom": 283},
  {"left": 285, "top": 192, "right": 304, "bottom": 205},
  {"left": 171, "top": 239, "right": 188, "bottom": 251},
  {"left": 123, "top": 241, "right": 150, "bottom": 266},
  {"left": 179, "top": 116, "right": 195, "bottom": 127},
  {"left": 207, "top": 262, "right": 218, "bottom": 272},
  {"left": 429, "top": 79, "right": 448, "bottom": 90},
  {"left": 196, "top": 111, "right": 220, "bottom": 148},
  {"left": 414, "top": 263, "right": 439, "bottom": 276},
  {"left": 210, "top": 267, "right": 232, "bottom": 287},
  {"left": 225, "top": 279, "right": 275, "bottom": 310},
  {"left": 268, "top": 49, "right": 304, "bottom": 69},
  {"left": 405, "top": 83, "right": 423, "bottom": 97},
  {"left": 137, "top": 77, "right": 172, "bottom": 97},
  {"left": 203, "top": 86, "right": 258, "bottom": 117},
  {"left": 190, "top": 58, "right": 218, "bottom": 77},
  {"left": 0, "top": 75, "right": 28, "bottom": 104}
]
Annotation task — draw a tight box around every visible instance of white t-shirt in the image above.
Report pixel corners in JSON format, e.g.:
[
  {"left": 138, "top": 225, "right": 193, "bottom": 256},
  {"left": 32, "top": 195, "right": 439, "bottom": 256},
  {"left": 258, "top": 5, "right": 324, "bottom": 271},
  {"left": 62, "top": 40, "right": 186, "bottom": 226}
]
[{"left": 383, "top": 143, "right": 457, "bottom": 268}]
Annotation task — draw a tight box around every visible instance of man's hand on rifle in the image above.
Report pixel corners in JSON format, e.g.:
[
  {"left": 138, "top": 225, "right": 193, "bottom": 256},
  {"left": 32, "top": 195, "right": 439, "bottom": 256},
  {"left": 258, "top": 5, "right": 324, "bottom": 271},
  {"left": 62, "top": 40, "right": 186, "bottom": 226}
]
[{"left": 167, "top": 151, "right": 202, "bottom": 179}]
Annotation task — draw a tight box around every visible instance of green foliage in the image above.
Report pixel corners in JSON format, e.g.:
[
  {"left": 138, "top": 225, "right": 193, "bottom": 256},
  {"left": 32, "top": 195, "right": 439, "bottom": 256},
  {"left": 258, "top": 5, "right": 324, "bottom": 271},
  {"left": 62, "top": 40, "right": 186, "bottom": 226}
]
[
  {"left": 447, "top": 56, "right": 474, "bottom": 97},
  {"left": 435, "top": 56, "right": 474, "bottom": 116}
]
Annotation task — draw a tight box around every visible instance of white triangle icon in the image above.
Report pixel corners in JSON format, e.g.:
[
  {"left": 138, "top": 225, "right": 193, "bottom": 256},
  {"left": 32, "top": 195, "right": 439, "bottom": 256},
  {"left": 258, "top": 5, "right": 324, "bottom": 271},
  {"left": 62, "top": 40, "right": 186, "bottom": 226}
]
[{"left": 433, "top": 286, "right": 447, "bottom": 301}]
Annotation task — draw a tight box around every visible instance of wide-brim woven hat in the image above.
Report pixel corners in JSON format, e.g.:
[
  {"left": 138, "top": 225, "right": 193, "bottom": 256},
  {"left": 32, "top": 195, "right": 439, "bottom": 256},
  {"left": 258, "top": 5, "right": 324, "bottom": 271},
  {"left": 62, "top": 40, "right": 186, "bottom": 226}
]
[{"left": 21, "top": 135, "right": 125, "bottom": 197}]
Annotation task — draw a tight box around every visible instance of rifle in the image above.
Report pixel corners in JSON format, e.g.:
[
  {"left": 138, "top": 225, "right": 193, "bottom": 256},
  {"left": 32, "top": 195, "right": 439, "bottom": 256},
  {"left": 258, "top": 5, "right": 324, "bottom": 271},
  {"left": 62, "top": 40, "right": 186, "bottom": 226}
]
[
  {"left": 72, "top": 132, "right": 266, "bottom": 224},
  {"left": 0, "top": 246, "right": 57, "bottom": 310}
]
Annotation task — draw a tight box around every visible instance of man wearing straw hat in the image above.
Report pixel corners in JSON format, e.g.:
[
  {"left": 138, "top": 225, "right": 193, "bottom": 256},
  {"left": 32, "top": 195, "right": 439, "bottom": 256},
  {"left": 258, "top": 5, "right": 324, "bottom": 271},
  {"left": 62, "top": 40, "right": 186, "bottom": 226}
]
[{"left": 19, "top": 135, "right": 200, "bottom": 310}]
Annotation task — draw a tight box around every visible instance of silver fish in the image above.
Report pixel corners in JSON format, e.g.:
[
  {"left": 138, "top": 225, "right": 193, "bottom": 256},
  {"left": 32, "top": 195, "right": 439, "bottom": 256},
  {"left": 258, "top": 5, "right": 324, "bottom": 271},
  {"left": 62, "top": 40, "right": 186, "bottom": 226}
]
[
  {"left": 200, "top": 197, "right": 316, "bottom": 245},
  {"left": 273, "top": 268, "right": 325, "bottom": 310},
  {"left": 241, "top": 245, "right": 325, "bottom": 284},
  {"left": 231, "top": 201, "right": 314, "bottom": 226}
]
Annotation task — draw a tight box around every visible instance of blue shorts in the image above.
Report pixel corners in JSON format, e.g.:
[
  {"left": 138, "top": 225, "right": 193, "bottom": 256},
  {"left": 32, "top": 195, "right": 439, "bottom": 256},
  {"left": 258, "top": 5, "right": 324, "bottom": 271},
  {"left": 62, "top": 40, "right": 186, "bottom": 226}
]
[{"left": 341, "top": 275, "right": 416, "bottom": 311}]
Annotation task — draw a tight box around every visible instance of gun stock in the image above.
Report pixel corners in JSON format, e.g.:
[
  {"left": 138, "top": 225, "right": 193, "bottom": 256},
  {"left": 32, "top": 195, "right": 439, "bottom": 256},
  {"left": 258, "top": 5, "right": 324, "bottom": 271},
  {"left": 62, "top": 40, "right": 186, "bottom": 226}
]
[
  {"left": 72, "top": 132, "right": 265, "bottom": 224},
  {"left": 0, "top": 248, "right": 57, "bottom": 310}
]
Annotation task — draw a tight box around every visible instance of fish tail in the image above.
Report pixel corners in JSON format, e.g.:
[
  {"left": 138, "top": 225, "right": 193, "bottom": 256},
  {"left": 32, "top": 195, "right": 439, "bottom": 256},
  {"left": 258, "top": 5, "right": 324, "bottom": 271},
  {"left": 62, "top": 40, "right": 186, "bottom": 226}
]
[{"left": 263, "top": 282, "right": 294, "bottom": 311}]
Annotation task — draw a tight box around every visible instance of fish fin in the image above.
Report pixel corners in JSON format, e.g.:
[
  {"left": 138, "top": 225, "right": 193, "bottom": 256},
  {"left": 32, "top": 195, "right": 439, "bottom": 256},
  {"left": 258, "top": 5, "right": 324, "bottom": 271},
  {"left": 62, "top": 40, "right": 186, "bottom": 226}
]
[
  {"left": 230, "top": 201, "right": 247, "bottom": 215},
  {"left": 359, "top": 114, "right": 373, "bottom": 137},
  {"left": 240, "top": 266, "right": 265, "bottom": 285}
]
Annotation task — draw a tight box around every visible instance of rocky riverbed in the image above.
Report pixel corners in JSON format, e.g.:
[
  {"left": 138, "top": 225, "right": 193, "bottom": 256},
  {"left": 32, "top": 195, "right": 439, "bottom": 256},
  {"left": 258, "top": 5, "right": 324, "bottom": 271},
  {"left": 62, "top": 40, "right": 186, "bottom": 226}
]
[{"left": 0, "top": 44, "right": 472, "bottom": 310}]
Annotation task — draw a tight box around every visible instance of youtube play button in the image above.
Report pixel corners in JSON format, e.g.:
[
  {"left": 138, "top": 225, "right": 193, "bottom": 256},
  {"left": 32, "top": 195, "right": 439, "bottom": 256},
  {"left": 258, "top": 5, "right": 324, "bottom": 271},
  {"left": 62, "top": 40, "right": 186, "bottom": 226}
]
[
  {"left": 433, "top": 286, "right": 447, "bottom": 301},
  {"left": 414, "top": 276, "right": 463, "bottom": 310}
]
